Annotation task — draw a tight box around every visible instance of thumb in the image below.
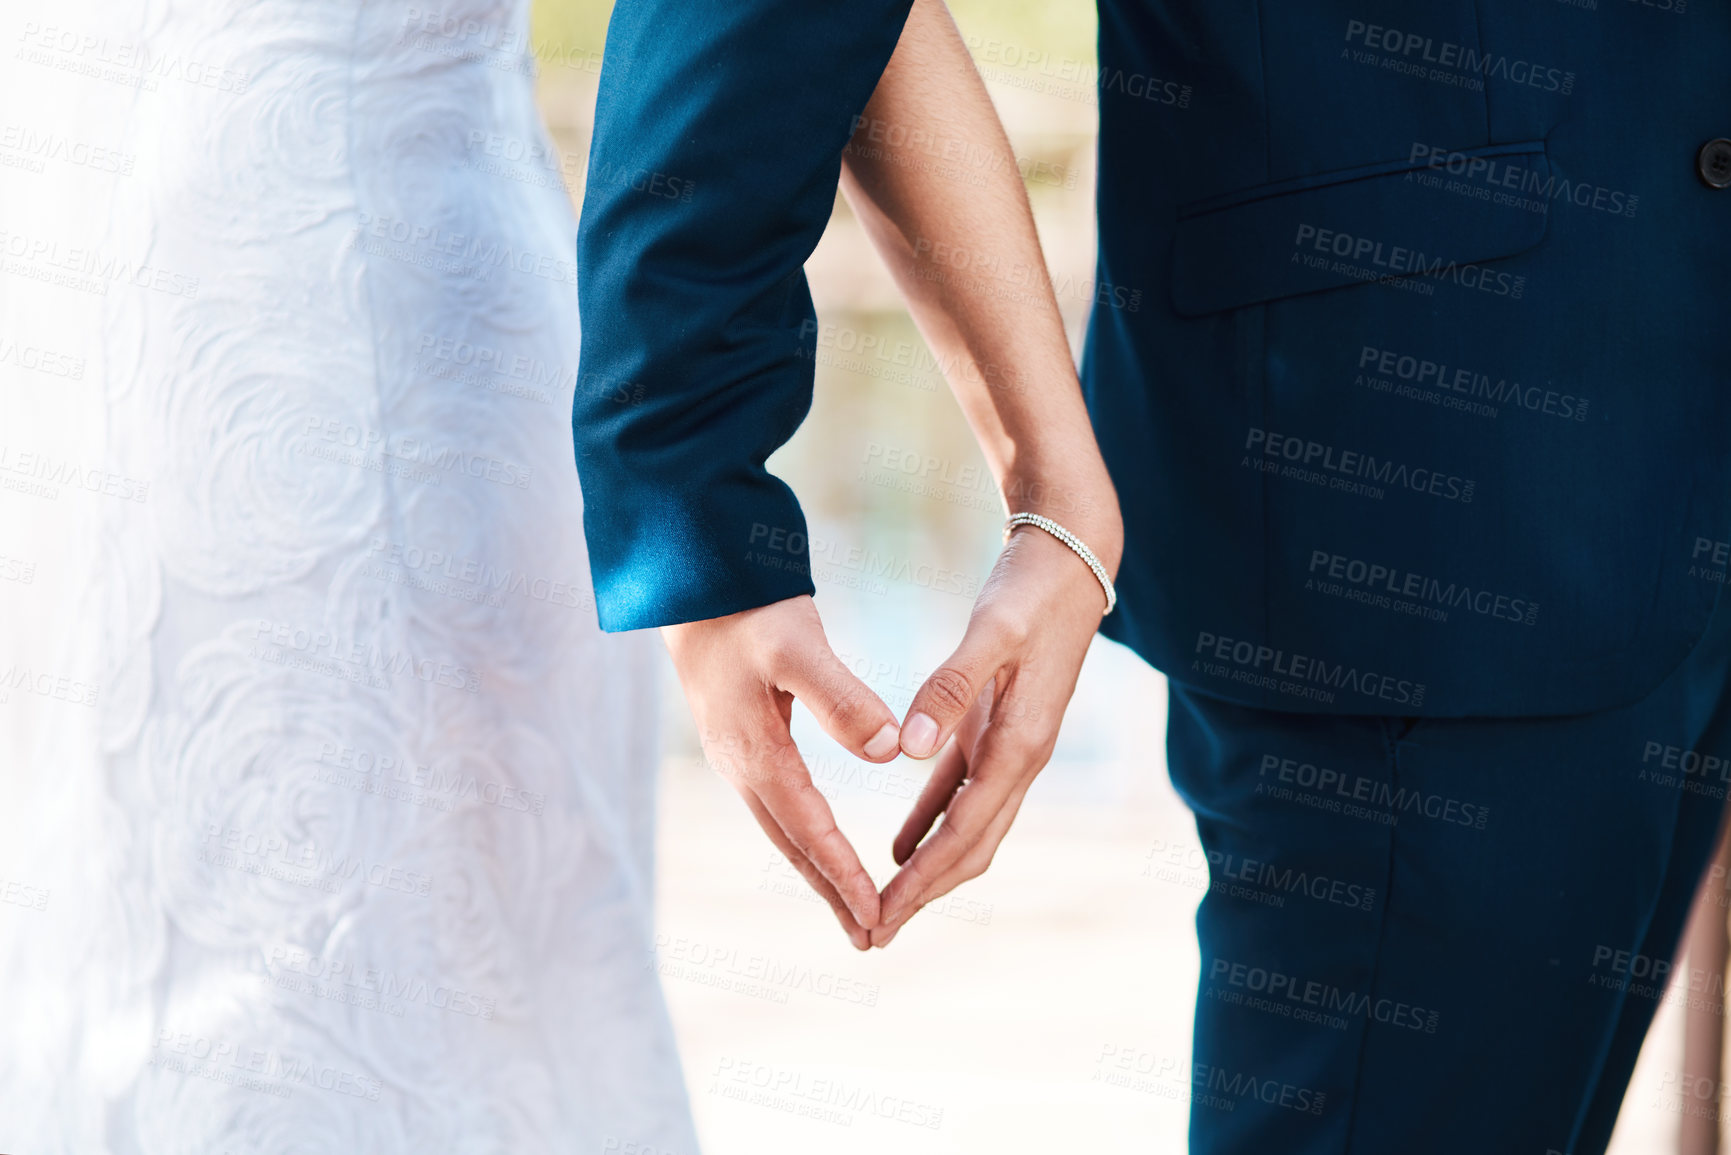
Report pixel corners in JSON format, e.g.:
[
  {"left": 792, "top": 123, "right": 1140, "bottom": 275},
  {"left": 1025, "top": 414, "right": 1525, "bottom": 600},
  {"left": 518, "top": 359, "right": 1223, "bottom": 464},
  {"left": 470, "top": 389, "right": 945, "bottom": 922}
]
[
  {"left": 776, "top": 640, "right": 905, "bottom": 764},
  {"left": 899, "top": 611, "right": 1018, "bottom": 759}
]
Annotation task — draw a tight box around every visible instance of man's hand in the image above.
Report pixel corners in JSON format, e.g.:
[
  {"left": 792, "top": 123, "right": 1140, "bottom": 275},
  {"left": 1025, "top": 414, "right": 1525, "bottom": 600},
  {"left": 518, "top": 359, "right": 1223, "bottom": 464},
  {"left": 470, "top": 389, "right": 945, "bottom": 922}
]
[
  {"left": 661, "top": 596, "right": 904, "bottom": 950},
  {"left": 873, "top": 516, "right": 1119, "bottom": 947}
]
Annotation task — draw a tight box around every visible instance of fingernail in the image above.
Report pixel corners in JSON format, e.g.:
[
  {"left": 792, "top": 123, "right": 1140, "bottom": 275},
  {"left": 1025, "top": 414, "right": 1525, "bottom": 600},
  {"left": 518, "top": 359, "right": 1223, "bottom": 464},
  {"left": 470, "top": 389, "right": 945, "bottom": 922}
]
[
  {"left": 901, "top": 712, "right": 939, "bottom": 759},
  {"left": 863, "top": 721, "right": 900, "bottom": 761}
]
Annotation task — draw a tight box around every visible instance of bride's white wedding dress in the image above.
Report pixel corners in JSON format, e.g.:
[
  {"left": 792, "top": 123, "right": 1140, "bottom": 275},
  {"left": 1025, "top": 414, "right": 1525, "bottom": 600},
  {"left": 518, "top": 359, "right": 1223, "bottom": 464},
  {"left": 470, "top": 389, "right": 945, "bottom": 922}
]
[{"left": 0, "top": 0, "right": 699, "bottom": 1150}]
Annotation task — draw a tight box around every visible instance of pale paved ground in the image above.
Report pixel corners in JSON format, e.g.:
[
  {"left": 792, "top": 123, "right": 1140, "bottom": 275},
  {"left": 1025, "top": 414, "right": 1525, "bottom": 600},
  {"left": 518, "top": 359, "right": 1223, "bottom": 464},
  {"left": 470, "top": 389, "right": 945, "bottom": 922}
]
[{"left": 653, "top": 640, "right": 1698, "bottom": 1154}]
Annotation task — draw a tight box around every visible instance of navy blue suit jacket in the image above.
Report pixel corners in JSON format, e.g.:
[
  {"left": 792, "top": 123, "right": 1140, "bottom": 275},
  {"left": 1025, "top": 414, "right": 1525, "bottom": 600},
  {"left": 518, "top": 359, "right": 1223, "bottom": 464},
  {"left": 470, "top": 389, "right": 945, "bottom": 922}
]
[{"left": 575, "top": 0, "right": 1731, "bottom": 718}]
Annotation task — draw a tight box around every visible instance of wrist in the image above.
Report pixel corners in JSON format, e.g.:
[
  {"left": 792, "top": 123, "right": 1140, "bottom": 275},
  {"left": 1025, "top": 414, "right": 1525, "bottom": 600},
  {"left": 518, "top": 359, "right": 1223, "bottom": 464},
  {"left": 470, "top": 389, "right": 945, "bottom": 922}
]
[{"left": 1000, "top": 466, "right": 1123, "bottom": 577}]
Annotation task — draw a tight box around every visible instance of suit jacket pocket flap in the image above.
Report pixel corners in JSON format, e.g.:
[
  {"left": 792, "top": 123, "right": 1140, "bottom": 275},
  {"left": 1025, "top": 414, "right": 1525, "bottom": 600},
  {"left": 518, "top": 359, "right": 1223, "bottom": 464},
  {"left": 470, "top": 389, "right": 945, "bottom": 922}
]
[{"left": 1170, "top": 142, "right": 1551, "bottom": 317}]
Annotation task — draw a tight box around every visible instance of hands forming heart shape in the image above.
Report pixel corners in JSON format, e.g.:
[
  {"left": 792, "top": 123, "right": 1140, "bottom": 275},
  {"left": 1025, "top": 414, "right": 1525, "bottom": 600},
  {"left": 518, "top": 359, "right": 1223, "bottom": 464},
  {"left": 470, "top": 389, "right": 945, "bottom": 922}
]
[{"left": 661, "top": 522, "right": 1110, "bottom": 950}]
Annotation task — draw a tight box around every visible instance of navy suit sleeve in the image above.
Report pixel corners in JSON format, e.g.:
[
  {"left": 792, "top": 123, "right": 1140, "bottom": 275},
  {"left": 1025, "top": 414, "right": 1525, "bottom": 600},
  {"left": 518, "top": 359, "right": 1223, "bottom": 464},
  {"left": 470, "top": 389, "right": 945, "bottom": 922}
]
[{"left": 573, "top": 0, "right": 915, "bottom": 631}]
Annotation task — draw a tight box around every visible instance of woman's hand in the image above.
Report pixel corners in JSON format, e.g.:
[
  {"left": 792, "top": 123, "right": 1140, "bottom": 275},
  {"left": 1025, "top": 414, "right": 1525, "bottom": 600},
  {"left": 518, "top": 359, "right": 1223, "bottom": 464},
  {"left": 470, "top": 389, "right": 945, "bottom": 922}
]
[
  {"left": 833, "top": 0, "right": 1127, "bottom": 945},
  {"left": 873, "top": 494, "right": 1122, "bottom": 946}
]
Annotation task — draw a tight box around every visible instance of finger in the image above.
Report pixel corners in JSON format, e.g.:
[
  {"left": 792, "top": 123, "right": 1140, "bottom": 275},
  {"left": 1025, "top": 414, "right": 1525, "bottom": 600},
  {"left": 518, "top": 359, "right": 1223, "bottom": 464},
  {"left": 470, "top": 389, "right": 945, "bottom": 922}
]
[
  {"left": 898, "top": 610, "right": 1021, "bottom": 759},
  {"left": 893, "top": 735, "right": 969, "bottom": 866},
  {"left": 734, "top": 788, "right": 872, "bottom": 951},
  {"left": 878, "top": 783, "right": 1023, "bottom": 940},
  {"left": 878, "top": 779, "right": 1001, "bottom": 928},
  {"left": 746, "top": 735, "right": 882, "bottom": 929},
  {"left": 873, "top": 781, "right": 1031, "bottom": 948},
  {"left": 775, "top": 634, "right": 903, "bottom": 763},
  {"left": 879, "top": 707, "right": 1042, "bottom": 926},
  {"left": 894, "top": 686, "right": 993, "bottom": 864}
]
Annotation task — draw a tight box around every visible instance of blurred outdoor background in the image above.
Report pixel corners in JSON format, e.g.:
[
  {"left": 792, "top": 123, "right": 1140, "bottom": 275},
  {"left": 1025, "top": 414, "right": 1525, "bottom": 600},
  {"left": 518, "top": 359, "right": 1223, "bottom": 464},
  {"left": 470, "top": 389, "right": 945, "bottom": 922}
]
[{"left": 529, "top": 1, "right": 1692, "bottom": 1150}]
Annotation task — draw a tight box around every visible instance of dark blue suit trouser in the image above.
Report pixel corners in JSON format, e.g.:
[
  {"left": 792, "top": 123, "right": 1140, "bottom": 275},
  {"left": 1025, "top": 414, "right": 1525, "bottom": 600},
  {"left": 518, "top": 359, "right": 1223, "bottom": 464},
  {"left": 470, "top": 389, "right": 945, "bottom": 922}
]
[{"left": 1167, "top": 599, "right": 1731, "bottom": 1154}]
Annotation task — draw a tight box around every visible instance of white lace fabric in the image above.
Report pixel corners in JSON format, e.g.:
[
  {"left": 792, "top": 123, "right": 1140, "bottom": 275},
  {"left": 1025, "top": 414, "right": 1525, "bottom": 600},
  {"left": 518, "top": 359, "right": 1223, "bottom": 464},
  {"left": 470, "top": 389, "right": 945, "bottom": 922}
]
[{"left": 0, "top": 1, "right": 698, "bottom": 1150}]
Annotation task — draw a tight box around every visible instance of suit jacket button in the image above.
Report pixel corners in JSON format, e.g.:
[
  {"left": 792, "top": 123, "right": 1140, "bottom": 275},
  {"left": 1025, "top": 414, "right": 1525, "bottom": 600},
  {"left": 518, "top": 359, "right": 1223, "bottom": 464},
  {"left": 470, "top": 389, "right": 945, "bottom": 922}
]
[{"left": 1699, "top": 139, "right": 1731, "bottom": 188}]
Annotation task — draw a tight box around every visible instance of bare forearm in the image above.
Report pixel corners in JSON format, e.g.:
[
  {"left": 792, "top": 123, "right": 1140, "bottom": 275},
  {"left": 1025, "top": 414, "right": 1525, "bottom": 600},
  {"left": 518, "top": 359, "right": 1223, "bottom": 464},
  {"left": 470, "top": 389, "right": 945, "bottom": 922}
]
[{"left": 840, "top": 0, "right": 1121, "bottom": 570}]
